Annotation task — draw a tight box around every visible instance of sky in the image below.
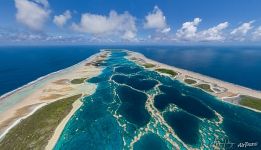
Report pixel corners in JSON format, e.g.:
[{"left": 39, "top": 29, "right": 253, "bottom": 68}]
[{"left": 0, "top": 0, "right": 261, "bottom": 45}]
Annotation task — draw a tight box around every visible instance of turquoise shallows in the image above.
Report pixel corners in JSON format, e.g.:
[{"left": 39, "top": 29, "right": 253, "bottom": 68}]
[{"left": 54, "top": 50, "right": 261, "bottom": 150}]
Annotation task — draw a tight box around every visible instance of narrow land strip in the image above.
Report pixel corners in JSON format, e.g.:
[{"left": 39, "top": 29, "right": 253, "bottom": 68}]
[
  {"left": 0, "top": 94, "right": 82, "bottom": 149},
  {"left": 0, "top": 51, "right": 107, "bottom": 146},
  {"left": 127, "top": 50, "right": 261, "bottom": 112}
]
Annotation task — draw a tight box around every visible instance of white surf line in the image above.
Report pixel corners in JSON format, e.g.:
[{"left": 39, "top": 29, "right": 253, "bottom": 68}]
[
  {"left": 0, "top": 52, "right": 103, "bottom": 101},
  {"left": 221, "top": 94, "right": 241, "bottom": 100},
  {"left": 126, "top": 50, "right": 261, "bottom": 94},
  {"left": 0, "top": 66, "right": 68, "bottom": 101},
  {"left": 0, "top": 103, "right": 47, "bottom": 140},
  {"left": 0, "top": 51, "right": 106, "bottom": 141},
  {"left": 126, "top": 50, "right": 261, "bottom": 113},
  {"left": 0, "top": 51, "right": 105, "bottom": 122}
]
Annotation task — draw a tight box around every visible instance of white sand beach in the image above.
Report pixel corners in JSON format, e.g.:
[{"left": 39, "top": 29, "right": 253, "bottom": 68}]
[
  {"left": 126, "top": 50, "right": 261, "bottom": 105},
  {"left": 45, "top": 98, "right": 83, "bottom": 149},
  {"left": 0, "top": 51, "right": 107, "bottom": 142},
  {"left": 0, "top": 49, "right": 260, "bottom": 148}
]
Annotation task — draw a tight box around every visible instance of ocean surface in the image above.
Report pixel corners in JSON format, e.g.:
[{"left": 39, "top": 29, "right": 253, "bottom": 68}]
[
  {"left": 0, "top": 46, "right": 99, "bottom": 96},
  {"left": 54, "top": 50, "right": 261, "bottom": 149},
  {"left": 0, "top": 45, "right": 260, "bottom": 97},
  {"left": 0, "top": 47, "right": 260, "bottom": 149},
  {"left": 130, "top": 46, "right": 261, "bottom": 91}
]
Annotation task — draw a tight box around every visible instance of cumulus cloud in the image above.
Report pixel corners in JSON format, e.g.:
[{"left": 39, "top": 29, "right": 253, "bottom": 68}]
[
  {"left": 53, "top": 10, "right": 72, "bottom": 27},
  {"left": 230, "top": 21, "right": 254, "bottom": 41},
  {"left": 161, "top": 27, "right": 171, "bottom": 33},
  {"left": 72, "top": 10, "right": 137, "bottom": 41},
  {"left": 198, "top": 22, "right": 229, "bottom": 41},
  {"left": 34, "top": 0, "right": 49, "bottom": 7},
  {"left": 0, "top": 28, "right": 89, "bottom": 44},
  {"left": 144, "top": 6, "right": 170, "bottom": 33},
  {"left": 15, "top": 0, "right": 50, "bottom": 30},
  {"left": 176, "top": 18, "right": 201, "bottom": 41},
  {"left": 176, "top": 18, "right": 229, "bottom": 42},
  {"left": 252, "top": 26, "right": 261, "bottom": 40},
  {"left": 122, "top": 30, "right": 136, "bottom": 40}
]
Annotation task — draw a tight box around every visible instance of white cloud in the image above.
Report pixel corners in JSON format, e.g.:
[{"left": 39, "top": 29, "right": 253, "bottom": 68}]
[
  {"left": 144, "top": 6, "right": 170, "bottom": 33},
  {"left": 198, "top": 22, "right": 229, "bottom": 41},
  {"left": 230, "top": 21, "right": 254, "bottom": 41},
  {"left": 53, "top": 10, "right": 72, "bottom": 27},
  {"left": 176, "top": 18, "right": 201, "bottom": 40},
  {"left": 34, "top": 0, "right": 49, "bottom": 7},
  {"left": 122, "top": 30, "right": 136, "bottom": 41},
  {"left": 0, "top": 28, "right": 89, "bottom": 43},
  {"left": 176, "top": 18, "right": 229, "bottom": 42},
  {"left": 161, "top": 27, "right": 171, "bottom": 33},
  {"left": 15, "top": 0, "right": 50, "bottom": 30},
  {"left": 72, "top": 10, "right": 137, "bottom": 41},
  {"left": 252, "top": 26, "right": 261, "bottom": 40}
]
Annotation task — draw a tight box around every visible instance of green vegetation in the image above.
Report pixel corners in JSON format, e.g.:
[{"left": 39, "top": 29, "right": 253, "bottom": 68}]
[
  {"left": 239, "top": 95, "right": 261, "bottom": 111},
  {"left": 155, "top": 68, "right": 178, "bottom": 76},
  {"left": 143, "top": 63, "right": 156, "bottom": 68},
  {"left": 196, "top": 84, "right": 214, "bottom": 93},
  {"left": 130, "top": 57, "right": 137, "bottom": 60},
  {"left": 92, "top": 60, "right": 103, "bottom": 66},
  {"left": 0, "top": 94, "right": 82, "bottom": 150},
  {"left": 71, "top": 78, "right": 86, "bottom": 84},
  {"left": 184, "top": 78, "right": 197, "bottom": 84}
]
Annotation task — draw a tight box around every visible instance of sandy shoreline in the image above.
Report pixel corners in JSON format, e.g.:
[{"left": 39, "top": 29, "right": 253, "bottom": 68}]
[
  {"left": 0, "top": 103, "right": 47, "bottom": 140},
  {"left": 0, "top": 49, "right": 260, "bottom": 148},
  {"left": 0, "top": 52, "right": 101, "bottom": 109},
  {"left": 126, "top": 50, "right": 261, "bottom": 110},
  {"left": 0, "top": 51, "right": 107, "bottom": 142},
  {"left": 46, "top": 98, "right": 82, "bottom": 149}
]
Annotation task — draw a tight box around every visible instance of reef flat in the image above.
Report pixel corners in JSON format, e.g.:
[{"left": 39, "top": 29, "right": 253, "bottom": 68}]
[
  {"left": 54, "top": 50, "right": 261, "bottom": 150},
  {"left": 0, "top": 49, "right": 260, "bottom": 150},
  {"left": 0, "top": 52, "right": 106, "bottom": 149},
  {"left": 129, "top": 50, "right": 261, "bottom": 112}
]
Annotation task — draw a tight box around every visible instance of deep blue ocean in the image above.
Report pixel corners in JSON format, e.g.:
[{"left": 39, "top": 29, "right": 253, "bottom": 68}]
[
  {"left": 0, "top": 45, "right": 261, "bottom": 96},
  {"left": 0, "top": 46, "right": 99, "bottom": 96},
  {"left": 131, "top": 46, "right": 261, "bottom": 91}
]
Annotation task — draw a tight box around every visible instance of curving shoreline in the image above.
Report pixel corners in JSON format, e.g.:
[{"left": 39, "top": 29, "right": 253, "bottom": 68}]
[
  {"left": 0, "top": 49, "right": 260, "bottom": 149},
  {"left": 0, "top": 51, "right": 106, "bottom": 140},
  {"left": 0, "top": 52, "right": 101, "bottom": 104},
  {"left": 0, "top": 103, "right": 47, "bottom": 140},
  {"left": 125, "top": 50, "right": 261, "bottom": 112},
  {"left": 45, "top": 97, "right": 83, "bottom": 149}
]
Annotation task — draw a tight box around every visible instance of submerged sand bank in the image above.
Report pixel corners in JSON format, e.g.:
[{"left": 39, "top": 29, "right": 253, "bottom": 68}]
[
  {"left": 0, "top": 51, "right": 107, "bottom": 140},
  {"left": 1, "top": 49, "right": 260, "bottom": 149}
]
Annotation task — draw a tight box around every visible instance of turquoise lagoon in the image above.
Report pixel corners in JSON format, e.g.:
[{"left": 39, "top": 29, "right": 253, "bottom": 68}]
[{"left": 54, "top": 50, "right": 261, "bottom": 150}]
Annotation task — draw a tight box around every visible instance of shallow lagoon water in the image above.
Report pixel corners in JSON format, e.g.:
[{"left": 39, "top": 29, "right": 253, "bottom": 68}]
[
  {"left": 133, "top": 133, "right": 167, "bottom": 150},
  {"left": 55, "top": 50, "right": 261, "bottom": 150},
  {"left": 1, "top": 46, "right": 261, "bottom": 97}
]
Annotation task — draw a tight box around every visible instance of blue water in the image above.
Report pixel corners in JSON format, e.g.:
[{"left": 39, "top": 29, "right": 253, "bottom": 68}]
[
  {"left": 0, "top": 46, "right": 260, "bottom": 96},
  {"left": 0, "top": 46, "right": 100, "bottom": 96},
  {"left": 133, "top": 133, "right": 168, "bottom": 150},
  {"left": 54, "top": 50, "right": 261, "bottom": 149},
  {"left": 131, "top": 46, "right": 261, "bottom": 90}
]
